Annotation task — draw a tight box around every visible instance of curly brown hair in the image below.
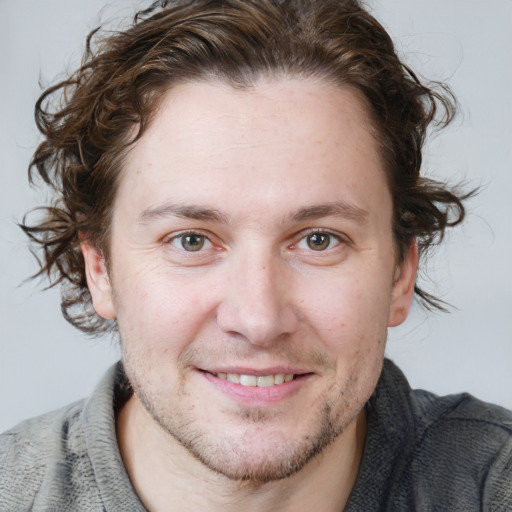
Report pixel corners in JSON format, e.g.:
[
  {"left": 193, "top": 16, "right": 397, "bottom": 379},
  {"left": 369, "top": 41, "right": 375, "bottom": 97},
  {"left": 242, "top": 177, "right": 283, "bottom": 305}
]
[{"left": 22, "top": 0, "right": 470, "bottom": 335}]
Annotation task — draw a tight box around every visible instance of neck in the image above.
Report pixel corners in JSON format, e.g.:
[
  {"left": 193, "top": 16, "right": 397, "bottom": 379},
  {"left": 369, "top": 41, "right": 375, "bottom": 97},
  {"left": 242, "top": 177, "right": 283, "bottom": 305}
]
[{"left": 117, "top": 395, "right": 366, "bottom": 512}]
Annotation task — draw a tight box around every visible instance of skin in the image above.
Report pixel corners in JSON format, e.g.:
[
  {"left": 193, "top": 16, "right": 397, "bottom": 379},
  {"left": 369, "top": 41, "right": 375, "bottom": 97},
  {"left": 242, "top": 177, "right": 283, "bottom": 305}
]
[{"left": 82, "top": 77, "right": 418, "bottom": 512}]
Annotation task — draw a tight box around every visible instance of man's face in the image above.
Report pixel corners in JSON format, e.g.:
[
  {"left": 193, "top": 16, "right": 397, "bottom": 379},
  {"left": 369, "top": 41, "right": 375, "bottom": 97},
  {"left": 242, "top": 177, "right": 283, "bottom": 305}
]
[{"left": 85, "top": 78, "right": 416, "bottom": 482}]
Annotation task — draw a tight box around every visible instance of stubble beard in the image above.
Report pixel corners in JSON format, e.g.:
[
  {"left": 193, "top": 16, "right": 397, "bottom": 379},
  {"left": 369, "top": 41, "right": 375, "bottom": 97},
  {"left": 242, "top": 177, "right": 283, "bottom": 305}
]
[
  {"left": 156, "top": 396, "right": 340, "bottom": 483},
  {"left": 124, "top": 361, "right": 357, "bottom": 484}
]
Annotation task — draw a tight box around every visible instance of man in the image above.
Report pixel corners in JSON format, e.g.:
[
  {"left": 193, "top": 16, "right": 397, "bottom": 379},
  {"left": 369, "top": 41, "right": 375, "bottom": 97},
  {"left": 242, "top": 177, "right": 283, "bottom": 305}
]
[{"left": 1, "top": 0, "right": 511, "bottom": 510}]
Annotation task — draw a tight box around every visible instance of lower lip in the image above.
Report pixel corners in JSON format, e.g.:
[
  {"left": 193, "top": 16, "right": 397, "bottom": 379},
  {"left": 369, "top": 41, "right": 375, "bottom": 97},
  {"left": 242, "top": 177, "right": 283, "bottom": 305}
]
[{"left": 201, "top": 371, "right": 312, "bottom": 406}]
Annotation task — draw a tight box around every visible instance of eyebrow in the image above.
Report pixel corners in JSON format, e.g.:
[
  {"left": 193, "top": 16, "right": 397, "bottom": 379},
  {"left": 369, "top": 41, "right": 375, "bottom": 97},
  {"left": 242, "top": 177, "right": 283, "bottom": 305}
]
[
  {"left": 291, "top": 202, "right": 368, "bottom": 224},
  {"left": 138, "top": 202, "right": 229, "bottom": 224}
]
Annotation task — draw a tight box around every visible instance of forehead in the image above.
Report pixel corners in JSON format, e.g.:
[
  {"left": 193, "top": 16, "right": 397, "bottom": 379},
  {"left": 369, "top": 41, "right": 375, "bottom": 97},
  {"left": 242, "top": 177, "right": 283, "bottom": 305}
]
[{"left": 115, "top": 77, "right": 389, "bottom": 226}]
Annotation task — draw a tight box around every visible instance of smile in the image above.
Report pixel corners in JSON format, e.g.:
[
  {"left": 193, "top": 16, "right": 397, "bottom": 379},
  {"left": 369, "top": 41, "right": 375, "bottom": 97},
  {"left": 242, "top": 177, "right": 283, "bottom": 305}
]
[
  {"left": 202, "top": 369, "right": 311, "bottom": 404},
  {"left": 212, "top": 372, "right": 295, "bottom": 387}
]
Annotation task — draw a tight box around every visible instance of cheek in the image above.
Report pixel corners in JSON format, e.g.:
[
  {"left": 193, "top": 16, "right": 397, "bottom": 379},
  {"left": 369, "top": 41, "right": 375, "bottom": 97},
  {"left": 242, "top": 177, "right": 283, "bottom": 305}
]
[
  {"left": 298, "top": 270, "right": 392, "bottom": 346},
  {"left": 113, "top": 267, "right": 219, "bottom": 352}
]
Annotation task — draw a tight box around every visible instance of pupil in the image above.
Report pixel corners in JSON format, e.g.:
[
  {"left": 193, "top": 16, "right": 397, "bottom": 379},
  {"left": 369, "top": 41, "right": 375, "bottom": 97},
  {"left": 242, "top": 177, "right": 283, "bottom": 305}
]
[
  {"left": 183, "top": 234, "right": 204, "bottom": 251},
  {"left": 308, "top": 233, "right": 330, "bottom": 250}
]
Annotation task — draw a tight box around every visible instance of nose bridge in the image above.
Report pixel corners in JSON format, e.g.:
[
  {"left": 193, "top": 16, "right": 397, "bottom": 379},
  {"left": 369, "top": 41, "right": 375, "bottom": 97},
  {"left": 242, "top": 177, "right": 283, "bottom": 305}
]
[{"left": 216, "top": 245, "right": 298, "bottom": 345}]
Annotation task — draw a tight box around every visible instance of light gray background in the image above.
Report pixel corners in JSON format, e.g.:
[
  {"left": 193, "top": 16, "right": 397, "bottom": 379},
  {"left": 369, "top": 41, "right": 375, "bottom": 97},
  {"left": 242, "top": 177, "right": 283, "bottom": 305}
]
[{"left": 1, "top": 0, "right": 511, "bottom": 433}]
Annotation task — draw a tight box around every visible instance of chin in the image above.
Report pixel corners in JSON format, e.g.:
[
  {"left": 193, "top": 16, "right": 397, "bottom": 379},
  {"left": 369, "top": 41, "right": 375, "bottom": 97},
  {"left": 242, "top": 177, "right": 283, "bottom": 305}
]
[{"left": 158, "top": 400, "right": 345, "bottom": 483}]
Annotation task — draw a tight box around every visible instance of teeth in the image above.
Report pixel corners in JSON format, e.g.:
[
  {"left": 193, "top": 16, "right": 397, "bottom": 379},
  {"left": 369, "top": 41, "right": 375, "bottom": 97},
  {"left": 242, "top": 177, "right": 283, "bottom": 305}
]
[
  {"left": 274, "top": 374, "right": 285, "bottom": 385},
  {"left": 216, "top": 372, "right": 295, "bottom": 387},
  {"left": 257, "top": 375, "right": 274, "bottom": 387},
  {"left": 240, "top": 374, "right": 257, "bottom": 386}
]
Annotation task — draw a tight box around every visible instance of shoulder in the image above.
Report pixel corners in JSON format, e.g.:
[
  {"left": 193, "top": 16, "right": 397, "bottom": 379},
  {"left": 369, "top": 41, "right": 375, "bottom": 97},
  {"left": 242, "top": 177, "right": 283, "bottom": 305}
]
[
  {"left": 0, "top": 400, "right": 96, "bottom": 511},
  {"left": 0, "top": 362, "right": 127, "bottom": 512},
  {"left": 356, "top": 359, "right": 512, "bottom": 511},
  {"left": 0, "top": 362, "right": 140, "bottom": 512},
  {"left": 376, "top": 359, "right": 512, "bottom": 446},
  {"left": 411, "top": 385, "right": 512, "bottom": 459},
  {"left": 412, "top": 386, "right": 512, "bottom": 441},
  {"left": 410, "top": 389, "right": 512, "bottom": 510}
]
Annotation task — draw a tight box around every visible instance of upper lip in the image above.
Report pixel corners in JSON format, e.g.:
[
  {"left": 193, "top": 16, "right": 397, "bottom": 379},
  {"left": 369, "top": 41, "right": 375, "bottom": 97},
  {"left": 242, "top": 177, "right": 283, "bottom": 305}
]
[{"left": 200, "top": 366, "right": 311, "bottom": 376}]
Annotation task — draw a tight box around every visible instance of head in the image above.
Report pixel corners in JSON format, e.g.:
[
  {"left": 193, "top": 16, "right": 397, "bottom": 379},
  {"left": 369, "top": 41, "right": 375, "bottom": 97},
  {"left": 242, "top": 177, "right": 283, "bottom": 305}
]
[
  {"left": 25, "top": 0, "right": 465, "bottom": 334},
  {"left": 23, "top": 0, "right": 467, "bottom": 483}
]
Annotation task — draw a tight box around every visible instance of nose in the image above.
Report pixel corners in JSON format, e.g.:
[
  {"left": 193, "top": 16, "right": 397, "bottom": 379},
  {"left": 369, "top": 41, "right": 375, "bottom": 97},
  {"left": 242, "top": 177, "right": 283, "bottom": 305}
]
[{"left": 216, "top": 253, "right": 299, "bottom": 346}]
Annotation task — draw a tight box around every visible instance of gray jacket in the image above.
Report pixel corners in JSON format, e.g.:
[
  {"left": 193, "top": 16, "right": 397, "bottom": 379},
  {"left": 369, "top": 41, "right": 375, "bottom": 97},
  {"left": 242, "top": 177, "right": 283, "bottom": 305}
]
[{"left": 1, "top": 359, "right": 511, "bottom": 511}]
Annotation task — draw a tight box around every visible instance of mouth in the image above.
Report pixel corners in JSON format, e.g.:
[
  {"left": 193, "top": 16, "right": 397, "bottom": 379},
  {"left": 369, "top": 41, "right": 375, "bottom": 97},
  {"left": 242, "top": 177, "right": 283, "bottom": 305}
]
[{"left": 200, "top": 369, "right": 313, "bottom": 404}]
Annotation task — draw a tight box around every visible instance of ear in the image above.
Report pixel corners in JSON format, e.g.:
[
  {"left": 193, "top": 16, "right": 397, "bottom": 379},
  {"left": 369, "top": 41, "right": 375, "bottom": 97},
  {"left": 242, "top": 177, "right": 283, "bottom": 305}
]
[
  {"left": 388, "top": 240, "right": 418, "bottom": 327},
  {"left": 81, "top": 240, "right": 116, "bottom": 320}
]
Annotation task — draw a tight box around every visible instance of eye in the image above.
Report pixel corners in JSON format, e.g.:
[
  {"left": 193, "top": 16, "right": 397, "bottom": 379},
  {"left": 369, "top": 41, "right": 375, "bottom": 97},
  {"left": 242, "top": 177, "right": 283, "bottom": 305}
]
[
  {"left": 169, "top": 232, "right": 212, "bottom": 252},
  {"left": 296, "top": 232, "right": 341, "bottom": 251}
]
